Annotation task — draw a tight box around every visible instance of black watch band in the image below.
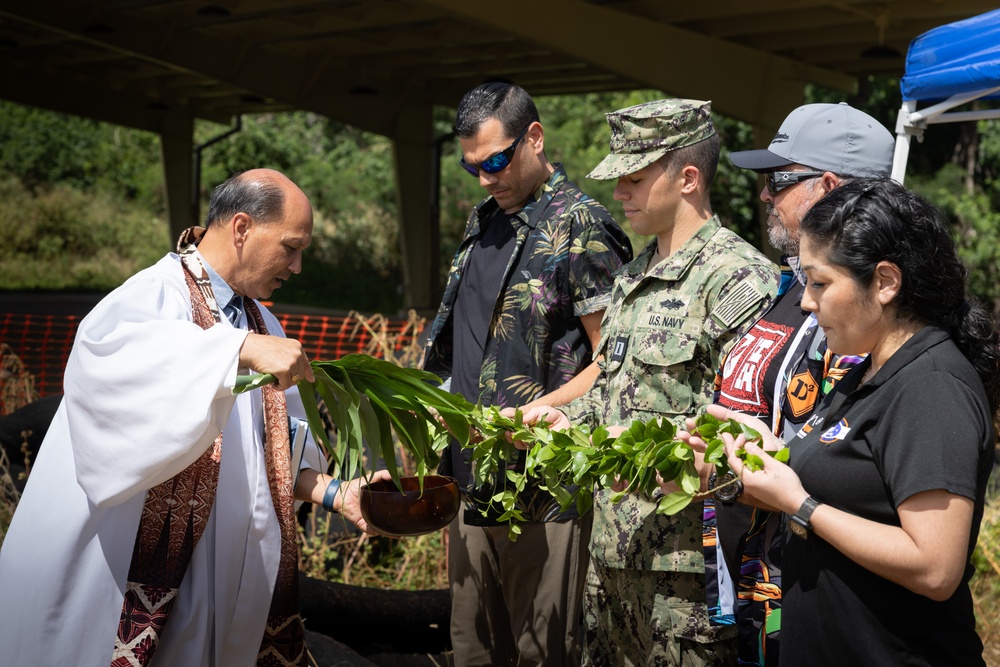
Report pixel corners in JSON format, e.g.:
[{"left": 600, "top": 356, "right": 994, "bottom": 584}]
[{"left": 789, "top": 496, "right": 821, "bottom": 540}]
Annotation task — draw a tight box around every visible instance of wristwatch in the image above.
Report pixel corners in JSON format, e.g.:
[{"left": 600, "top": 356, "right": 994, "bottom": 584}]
[
  {"left": 789, "top": 496, "right": 821, "bottom": 539},
  {"left": 708, "top": 471, "right": 743, "bottom": 504}
]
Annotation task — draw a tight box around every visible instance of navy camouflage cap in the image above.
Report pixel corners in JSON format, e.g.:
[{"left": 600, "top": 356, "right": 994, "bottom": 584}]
[{"left": 587, "top": 98, "right": 715, "bottom": 180}]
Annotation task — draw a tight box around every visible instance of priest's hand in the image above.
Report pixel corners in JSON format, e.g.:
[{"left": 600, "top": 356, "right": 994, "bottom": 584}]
[
  {"left": 337, "top": 470, "right": 393, "bottom": 535},
  {"left": 239, "top": 333, "right": 314, "bottom": 390},
  {"left": 297, "top": 469, "right": 394, "bottom": 535}
]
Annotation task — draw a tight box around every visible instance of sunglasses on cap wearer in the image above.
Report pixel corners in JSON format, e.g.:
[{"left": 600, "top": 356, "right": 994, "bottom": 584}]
[
  {"left": 460, "top": 125, "right": 531, "bottom": 177},
  {"left": 764, "top": 170, "right": 826, "bottom": 196}
]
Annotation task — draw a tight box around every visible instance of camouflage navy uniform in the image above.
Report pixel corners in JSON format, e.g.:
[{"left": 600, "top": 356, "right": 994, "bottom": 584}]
[{"left": 565, "top": 99, "right": 778, "bottom": 666}]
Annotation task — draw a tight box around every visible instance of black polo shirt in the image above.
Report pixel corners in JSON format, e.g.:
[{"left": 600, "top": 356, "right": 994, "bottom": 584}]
[{"left": 782, "top": 326, "right": 993, "bottom": 666}]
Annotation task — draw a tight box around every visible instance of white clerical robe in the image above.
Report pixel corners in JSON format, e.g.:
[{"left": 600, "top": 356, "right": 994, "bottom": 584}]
[{"left": 0, "top": 253, "right": 323, "bottom": 666}]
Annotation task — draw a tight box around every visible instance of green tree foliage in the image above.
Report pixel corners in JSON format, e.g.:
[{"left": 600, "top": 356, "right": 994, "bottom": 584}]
[
  {"left": 1, "top": 84, "right": 999, "bottom": 311},
  {"left": 0, "top": 95, "right": 760, "bottom": 308},
  {"left": 909, "top": 126, "right": 1000, "bottom": 309},
  {"left": 196, "top": 113, "right": 402, "bottom": 311},
  {"left": 0, "top": 101, "right": 163, "bottom": 204},
  {"left": 0, "top": 177, "right": 168, "bottom": 290}
]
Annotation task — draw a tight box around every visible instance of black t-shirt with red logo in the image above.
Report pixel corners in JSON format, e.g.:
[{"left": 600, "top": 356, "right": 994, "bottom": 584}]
[{"left": 716, "top": 283, "right": 819, "bottom": 437}]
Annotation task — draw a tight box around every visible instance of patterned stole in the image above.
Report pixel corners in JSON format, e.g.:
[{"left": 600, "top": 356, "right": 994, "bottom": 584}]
[
  {"left": 110, "top": 228, "right": 307, "bottom": 667},
  {"left": 244, "top": 297, "right": 308, "bottom": 665}
]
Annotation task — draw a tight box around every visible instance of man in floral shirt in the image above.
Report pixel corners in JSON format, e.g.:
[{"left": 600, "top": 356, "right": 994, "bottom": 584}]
[{"left": 423, "top": 81, "right": 632, "bottom": 666}]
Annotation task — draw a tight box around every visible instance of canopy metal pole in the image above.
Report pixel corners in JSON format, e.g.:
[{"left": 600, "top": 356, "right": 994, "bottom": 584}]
[{"left": 891, "top": 100, "right": 918, "bottom": 184}]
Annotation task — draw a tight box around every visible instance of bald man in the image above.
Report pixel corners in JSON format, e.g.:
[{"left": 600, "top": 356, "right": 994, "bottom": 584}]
[{"left": 0, "top": 169, "right": 383, "bottom": 667}]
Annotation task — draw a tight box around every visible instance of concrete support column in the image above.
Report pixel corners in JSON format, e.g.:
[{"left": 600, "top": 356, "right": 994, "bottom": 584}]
[
  {"left": 159, "top": 114, "right": 196, "bottom": 245},
  {"left": 392, "top": 102, "right": 438, "bottom": 314}
]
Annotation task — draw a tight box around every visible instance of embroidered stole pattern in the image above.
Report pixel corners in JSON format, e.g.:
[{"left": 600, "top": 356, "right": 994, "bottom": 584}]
[
  {"left": 244, "top": 297, "right": 308, "bottom": 666},
  {"left": 110, "top": 229, "right": 306, "bottom": 666}
]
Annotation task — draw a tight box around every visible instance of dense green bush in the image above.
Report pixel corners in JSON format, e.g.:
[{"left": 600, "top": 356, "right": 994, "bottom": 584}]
[
  {"left": 2, "top": 89, "right": 999, "bottom": 311},
  {"left": 0, "top": 101, "right": 164, "bottom": 207},
  {"left": 0, "top": 95, "right": 764, "bottom": 307},
  {"left": 196, "top": 113, "right": 403, "bottom": 311},
  {"left": 0, "top": 178, "right": 169, "bottom": 290}
]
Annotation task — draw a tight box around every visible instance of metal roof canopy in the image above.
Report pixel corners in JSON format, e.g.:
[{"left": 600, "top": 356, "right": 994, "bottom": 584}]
[{"left": 0, "top": 0, "right": 995, "bottom": 310}]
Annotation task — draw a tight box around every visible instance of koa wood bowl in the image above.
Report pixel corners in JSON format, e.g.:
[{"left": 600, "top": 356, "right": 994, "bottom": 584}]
[{"left": 359, "top": 475, "right": 460, "bottom": 537}]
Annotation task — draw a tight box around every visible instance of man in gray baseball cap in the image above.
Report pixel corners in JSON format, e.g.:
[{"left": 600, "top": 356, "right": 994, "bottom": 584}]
[
  {"left": 516, "top": 98, "right": 777, "bottom": 666},
  {"left": 730, "top": 102, "right": 894, "bottom": 256},
  {"left": 710, "top": 102, "right": 894, "bottom": 666}
]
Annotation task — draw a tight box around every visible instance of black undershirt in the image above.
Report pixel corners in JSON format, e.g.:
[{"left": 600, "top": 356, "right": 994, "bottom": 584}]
[{"left": 450, "top": 207, "right": 518, "bottom": 405}]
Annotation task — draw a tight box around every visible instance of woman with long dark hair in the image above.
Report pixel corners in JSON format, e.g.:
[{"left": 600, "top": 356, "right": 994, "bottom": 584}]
[{"left": 716, "top": 178, "right": 999, "bottom": 666}]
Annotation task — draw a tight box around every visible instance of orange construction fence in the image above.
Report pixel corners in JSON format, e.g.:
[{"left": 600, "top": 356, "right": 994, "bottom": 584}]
[{"left": 0, "top": 309, "right": 427, "bottom": 403}]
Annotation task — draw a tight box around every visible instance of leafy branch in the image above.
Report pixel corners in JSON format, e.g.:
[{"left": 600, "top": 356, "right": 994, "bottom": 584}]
[
  {"left": 235, "top": 357, "right": 790, "bottom": 539},
  {"left": 694, "top": 412, "right": 790, "bottom": 472},
  {"left": 235, "top": 354, "right": 475, "bottom": 491},
  {"left": 468, "top": 410, "right": 791, "bottom": 539}
]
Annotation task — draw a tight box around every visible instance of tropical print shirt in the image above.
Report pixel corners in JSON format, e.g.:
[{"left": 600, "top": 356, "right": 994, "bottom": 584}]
[{"left": 424, "top": 164, "right": 632, "bottom": 525}]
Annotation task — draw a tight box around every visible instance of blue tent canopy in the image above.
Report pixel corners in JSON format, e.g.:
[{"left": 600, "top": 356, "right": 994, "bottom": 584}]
[
  {"left": 900, "top": 8, "right": 1000, "bottom": 102},
  {"left": 891, "top": 9, "right": 1000, "bottom": 183}
]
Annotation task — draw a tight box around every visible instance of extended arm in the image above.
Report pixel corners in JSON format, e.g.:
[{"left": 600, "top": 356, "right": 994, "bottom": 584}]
[
  {"left": 724, "top": 437, "right": 974, "bottom": 601},
  {"left": 524, "top": 311, "right": 604, "bottom": 408},
  {"left": 295, "top": 468, "right": 393, "bottom": 535},
  {"left": 809, "top": 488, "right": 972, "bottom": 600}
]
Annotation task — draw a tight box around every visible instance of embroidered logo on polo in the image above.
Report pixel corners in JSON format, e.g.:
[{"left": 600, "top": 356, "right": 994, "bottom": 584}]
[
  {"left": 785, "top": 370, "right": 819, "bottom": 418},
  {"left": 820, "top": 419, "right": 851, "bottom": 444},
  {"left": 797, "top": 411, "right": 824, "bottom": 439},
  {"left": 718, "top": 321, "right": 794, "bottom": 411}
]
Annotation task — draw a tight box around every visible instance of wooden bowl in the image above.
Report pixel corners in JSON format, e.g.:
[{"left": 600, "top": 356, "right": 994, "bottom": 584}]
[{"left": 359, "top": 475, "right": 460, "bottom": 537}]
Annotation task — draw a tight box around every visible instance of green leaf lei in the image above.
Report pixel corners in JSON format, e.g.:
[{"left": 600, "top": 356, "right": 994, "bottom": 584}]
[{"left": 236, "top": 356, "right": 790, "bottom": 539}]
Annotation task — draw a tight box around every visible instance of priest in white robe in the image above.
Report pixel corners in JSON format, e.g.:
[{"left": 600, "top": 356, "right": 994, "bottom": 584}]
[{"left": 0, "top": 169, "right": 385, "bottom": 667}]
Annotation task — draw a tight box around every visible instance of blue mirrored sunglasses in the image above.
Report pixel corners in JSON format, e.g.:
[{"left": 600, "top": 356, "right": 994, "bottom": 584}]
[{"left": 460, "top": 125, "right": 530, "bottom": 177}]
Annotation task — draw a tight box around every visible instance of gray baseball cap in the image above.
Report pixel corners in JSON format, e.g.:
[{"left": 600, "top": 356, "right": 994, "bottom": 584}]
[
  {"left": 730, "top": 103, "right": 894, "bottom": 177},
  {"left": 587, "top": 98, "right": 715, "bottom": 180}
]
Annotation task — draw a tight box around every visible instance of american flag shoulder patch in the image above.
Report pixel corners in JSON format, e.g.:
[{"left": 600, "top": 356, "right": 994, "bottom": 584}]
[{"left": 711, "top": 281, "right": 765, "bottom": 328}]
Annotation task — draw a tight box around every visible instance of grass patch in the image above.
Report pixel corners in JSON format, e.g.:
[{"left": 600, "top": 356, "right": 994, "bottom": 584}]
[
  {"left": 974, "top": 479, "right": 1000, "bottom": 666},
  {"left": 300, "top": 510, "right": 448, "bottom": 591}
]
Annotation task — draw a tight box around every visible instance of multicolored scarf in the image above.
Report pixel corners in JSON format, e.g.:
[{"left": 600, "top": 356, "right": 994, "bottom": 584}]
[{"left": 110, "top": 228, "right": 307, "bottom": 666}]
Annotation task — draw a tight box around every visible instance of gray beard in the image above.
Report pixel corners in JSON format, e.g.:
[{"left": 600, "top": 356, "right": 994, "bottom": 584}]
[{"left": 766, "top": 206, "right": 799, "bottom": 256}]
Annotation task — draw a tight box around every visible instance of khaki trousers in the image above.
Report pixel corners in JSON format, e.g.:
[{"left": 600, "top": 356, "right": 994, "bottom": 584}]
[{"left": 447, "top": 511, "right": 592, "bottom": 667}]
